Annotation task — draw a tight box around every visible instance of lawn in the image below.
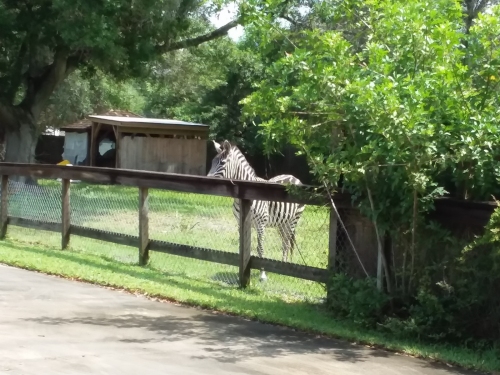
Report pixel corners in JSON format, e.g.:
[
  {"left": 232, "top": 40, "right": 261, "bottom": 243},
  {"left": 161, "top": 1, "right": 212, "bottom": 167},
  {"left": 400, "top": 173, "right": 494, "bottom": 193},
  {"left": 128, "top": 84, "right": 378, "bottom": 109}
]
[{"left": 6, "top": 179, "right": 331, "bottom": 300}]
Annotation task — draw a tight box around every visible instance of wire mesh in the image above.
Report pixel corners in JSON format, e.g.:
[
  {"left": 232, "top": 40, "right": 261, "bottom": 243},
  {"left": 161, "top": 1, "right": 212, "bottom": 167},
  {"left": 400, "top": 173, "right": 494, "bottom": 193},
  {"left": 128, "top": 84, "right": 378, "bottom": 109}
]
[
  {"left": 248, "top": 202, "right": 329, "bottom": 302},
  {"left": 3, "top": 178, "right": 62, "bottom": 257},
  {"left": 7, "top": 226, "right": 60, "bottom": 249},
  {"left": 148, "top": 189, "right": 240, "bottom": 287},
  {"left": 70, "top": 183, "right": 139, "bottom": 264},
  {"left": 335, "top": 208, "right": 378, "bottom": 279},
  {"left": 147, "top": 189, "right": 330, "bottom": 301},
  {"left": 2, "top": 178, "right": 341, "bottom": 302},
  {"left": 70, "top": 183, "right": 138, "bottom": 235},
  {"left": 7, "top": 178, "right": 61, "bottom": 223}
]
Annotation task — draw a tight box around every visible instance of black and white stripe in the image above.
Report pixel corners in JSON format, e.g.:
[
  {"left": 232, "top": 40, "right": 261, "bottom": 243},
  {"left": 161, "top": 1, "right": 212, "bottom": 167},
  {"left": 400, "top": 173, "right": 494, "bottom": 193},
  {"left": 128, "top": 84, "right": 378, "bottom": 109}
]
[{"left": 208, "top": 140, "right": 305, "bottom": 281}]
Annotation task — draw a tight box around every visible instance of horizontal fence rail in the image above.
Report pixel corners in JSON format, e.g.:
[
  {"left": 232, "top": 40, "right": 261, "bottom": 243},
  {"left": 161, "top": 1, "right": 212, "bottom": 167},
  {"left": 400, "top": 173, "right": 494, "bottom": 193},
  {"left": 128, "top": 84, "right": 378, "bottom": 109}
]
[
  {"left": 5, "top": 216, "right": 328, "bottom": 284},
  {"left": 0, "top": 163, "right": 353, "bottom": 206}
]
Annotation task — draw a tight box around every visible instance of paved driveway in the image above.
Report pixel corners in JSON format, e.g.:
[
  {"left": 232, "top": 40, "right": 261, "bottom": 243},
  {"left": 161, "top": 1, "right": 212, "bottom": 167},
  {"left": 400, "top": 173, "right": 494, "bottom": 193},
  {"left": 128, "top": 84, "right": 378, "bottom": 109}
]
[{"left": 0, "top": 265, "right": 474, "bottom": 375}]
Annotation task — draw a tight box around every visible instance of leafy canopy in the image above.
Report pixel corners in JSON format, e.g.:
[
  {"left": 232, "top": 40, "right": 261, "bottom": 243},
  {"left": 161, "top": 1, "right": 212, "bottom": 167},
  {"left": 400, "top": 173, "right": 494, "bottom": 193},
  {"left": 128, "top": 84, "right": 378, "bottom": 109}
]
[
  {"left": 0, "top": 0, "right": 237, "bottom": 125},
  {"left": 243, "top": 0, "right": 500, "bottom": 229}
]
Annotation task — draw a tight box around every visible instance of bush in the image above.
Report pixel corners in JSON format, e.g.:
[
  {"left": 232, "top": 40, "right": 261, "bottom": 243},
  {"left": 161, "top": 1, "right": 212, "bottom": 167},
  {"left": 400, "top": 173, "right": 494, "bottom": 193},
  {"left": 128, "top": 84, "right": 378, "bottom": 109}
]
[
  {"left": 407, "top": 204, "right": 500, "bottom": 344},
  {"left": 327, "top": 274, "right": 388, "bottom": 328},
  {"left": 382, "top": 280, "right": 464, "bottom": 342},
  {"left": 328, "top": 205, "right": 500, "bottom": 345}
]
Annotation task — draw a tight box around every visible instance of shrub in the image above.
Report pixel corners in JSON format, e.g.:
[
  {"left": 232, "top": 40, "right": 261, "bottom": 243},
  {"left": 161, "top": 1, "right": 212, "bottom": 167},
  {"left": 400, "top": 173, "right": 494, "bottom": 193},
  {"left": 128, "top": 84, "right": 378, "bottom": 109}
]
[
  {"left": 328, "top": 205, "right": 500, "bottom": 345},
  {"left": 403, "top": 204, "right": 500, "bottom": 344},
  {"left": 327, "top": 273, "right": 389, "bottom": 328}
]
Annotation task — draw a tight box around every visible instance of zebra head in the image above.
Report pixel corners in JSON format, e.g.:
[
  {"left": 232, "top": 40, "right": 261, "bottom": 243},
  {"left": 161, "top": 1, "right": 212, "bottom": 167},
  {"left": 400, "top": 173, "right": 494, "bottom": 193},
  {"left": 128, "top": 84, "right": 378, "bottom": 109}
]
[{"left": 207, "top": 140, "right": 233, "bottom": 178}]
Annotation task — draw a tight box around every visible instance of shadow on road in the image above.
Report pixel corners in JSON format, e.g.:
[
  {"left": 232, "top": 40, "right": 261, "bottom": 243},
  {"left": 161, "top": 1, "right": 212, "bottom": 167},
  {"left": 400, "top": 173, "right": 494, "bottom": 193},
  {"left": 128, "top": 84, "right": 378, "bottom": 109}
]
[{"left": 23, "top": 312, "right": 474, "bottom": 374}]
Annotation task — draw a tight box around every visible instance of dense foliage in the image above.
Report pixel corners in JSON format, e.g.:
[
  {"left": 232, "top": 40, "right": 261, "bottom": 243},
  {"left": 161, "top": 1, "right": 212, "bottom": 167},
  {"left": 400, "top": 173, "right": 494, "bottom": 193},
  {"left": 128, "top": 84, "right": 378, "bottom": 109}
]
[
  {"left": 39, "top": 70, "right": 144, "bottom": 130},
  {"left": 328, "top": 206, "right": 500, "bottom": 344},
  {"left": 139, "top": 38, "right": 266, "bottom": 154},
  {"left": 240, "top": 0, "right": 500, "bottom": 344}
]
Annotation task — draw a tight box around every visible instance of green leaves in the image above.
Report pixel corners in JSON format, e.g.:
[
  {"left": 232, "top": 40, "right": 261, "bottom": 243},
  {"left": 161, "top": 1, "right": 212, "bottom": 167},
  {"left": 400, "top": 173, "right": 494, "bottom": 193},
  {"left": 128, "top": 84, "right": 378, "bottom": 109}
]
[
  {"left": 243, "top": 0, "right": 500, "bottom": 229},
  {"left": 38, "top": 69, "right": 145, "bottom": 130},
  {"left": 0, "top": 0, "right": 234, "bottom": 109}
]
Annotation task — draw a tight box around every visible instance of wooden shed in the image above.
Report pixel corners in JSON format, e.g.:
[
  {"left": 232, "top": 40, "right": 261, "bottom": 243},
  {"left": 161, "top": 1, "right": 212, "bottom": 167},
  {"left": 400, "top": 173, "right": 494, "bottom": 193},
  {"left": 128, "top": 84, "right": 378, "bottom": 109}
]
[
  {"left": 60, "top": 111, "right": 210, "bottom": 175},
  {"left": 60, "top": 110, "right": 142, "bottom": 168}
]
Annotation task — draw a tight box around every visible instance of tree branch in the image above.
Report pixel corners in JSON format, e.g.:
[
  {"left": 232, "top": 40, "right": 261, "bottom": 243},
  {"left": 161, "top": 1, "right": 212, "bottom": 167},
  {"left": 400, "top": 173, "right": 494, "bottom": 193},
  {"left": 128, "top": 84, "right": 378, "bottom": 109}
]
[
  {"left": 21, "top": 48, "right": 70, "bottom": 119},
  {"left": 280, "top": 15, "right": 298, "bottom": 26},
  {"left": 157, "top": 19, "right": 240, "bottom": 53},
  {"left": 463, "top": 0, "right": 490, "bottom": 33}
]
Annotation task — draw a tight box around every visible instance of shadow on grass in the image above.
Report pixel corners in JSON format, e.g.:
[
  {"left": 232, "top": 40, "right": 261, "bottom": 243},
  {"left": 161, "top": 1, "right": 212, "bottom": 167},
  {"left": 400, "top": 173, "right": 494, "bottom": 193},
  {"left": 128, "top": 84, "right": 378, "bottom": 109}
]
[
  {"left": 0, "top": 240, "right": 487, "bottom": 374},
  {"left": 210, "top": 271, "right": 240, "bottom": 286}
]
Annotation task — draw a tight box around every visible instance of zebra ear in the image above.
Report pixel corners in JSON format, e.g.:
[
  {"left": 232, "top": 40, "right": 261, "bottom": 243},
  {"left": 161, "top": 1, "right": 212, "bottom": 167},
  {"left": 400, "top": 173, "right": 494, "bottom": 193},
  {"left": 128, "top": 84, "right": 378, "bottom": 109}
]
[
  {"left": 222, "top": 140, "right": 231, "bottom": 153},
  {"left": 212, "top": 140, "right": 222, "bottom": 153}
]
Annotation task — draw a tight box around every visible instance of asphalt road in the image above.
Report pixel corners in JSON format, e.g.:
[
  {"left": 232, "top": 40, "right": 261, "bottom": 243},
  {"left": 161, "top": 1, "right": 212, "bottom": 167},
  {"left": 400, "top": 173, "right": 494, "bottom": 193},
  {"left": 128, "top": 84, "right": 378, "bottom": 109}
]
[{"left": 0, "top": 264, "right": 475, "bottom": 375}]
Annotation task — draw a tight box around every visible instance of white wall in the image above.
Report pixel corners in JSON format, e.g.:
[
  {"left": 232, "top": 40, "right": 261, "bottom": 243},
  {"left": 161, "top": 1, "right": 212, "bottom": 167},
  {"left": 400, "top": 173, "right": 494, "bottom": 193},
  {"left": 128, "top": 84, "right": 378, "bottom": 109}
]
[
  {"left": 63, "top": 132, "right": 88, "bottom": 165},
  {"left": 99, "top": 138, "right": 115, "bottom": 156}
]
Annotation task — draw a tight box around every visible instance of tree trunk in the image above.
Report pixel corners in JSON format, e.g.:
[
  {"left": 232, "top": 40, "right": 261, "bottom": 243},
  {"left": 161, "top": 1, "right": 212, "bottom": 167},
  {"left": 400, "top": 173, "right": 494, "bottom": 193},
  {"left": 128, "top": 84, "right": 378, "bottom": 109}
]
[
  {"left": 3, "top": 113, "right": 38, "bottom": 184},
  {"left": 0, "top": 50, "right": 76, "bottom": 185}
]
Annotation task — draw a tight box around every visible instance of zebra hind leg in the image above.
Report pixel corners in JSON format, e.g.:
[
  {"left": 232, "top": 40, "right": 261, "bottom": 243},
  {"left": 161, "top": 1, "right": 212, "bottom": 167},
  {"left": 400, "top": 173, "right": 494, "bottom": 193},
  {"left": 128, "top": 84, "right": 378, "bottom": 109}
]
[
  {"left": 289, "top": 230, "right": 297, "bottom": 263},
  {"left": 279, "top": 224, "right": 299, "bottom": 263},
  {"left": 278, "top": 225, "right": 292, "bottom": 263}
]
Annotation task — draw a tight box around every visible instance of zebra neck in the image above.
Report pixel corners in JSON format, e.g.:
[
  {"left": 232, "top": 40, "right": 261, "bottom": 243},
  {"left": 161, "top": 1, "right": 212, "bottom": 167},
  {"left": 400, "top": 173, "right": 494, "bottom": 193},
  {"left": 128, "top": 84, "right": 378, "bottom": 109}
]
[{"left": 230, "top": 150, "right": 258, "bottom": 181}]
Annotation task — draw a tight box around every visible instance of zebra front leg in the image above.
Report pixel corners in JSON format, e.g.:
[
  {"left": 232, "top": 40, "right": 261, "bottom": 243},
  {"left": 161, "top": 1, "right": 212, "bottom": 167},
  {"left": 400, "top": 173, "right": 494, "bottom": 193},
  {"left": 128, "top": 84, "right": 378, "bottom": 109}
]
[{"left": 256, "top": 225, "right": 267, "bottom": 282}]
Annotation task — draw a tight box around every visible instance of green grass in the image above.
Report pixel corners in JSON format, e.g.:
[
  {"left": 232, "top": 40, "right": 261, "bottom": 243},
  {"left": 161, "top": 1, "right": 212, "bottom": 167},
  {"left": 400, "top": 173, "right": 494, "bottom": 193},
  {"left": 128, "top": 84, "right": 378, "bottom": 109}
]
[{"left": 0, "top": 230, "right": 498, "bottom": 373}]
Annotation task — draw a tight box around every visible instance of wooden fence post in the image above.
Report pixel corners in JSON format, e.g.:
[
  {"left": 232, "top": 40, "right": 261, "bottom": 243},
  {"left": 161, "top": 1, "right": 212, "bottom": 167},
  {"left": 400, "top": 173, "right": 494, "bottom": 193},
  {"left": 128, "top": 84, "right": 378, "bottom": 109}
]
[
  {"left": 1, "top": 175, "right": 8, "bottom": 239},
  {"left": 139, "top": 187, "right": 149, "bottom": 266},
  {"left": 61, "top": 179, "right": 71, "bottom": 249},
  {"left": 239, "top": 199, "right": 252, "bottom": 288},
  {"left": 327, "top": 206, "right": 338, "bottom": 300}
]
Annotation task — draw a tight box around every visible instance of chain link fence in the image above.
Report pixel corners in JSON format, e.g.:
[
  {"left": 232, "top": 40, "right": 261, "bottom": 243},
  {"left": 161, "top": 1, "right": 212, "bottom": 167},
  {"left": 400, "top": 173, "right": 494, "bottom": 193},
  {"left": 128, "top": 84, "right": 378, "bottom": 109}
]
[
  {"left": 70, "top": 183, "right": 139, "bottom": 264},
  {"left": 2, "top": 178, "right": 343, "bottom": 302},
  {"left": 248, "top": 201, "right": 329, "bottom": 301},
  {"left": 148, "top": 189, "right": 239, "bottom": 287},
  {"left": 147, "top": 190, "right": 331, "bottom": 301},
  {"left": 8, "top": 179, "right": 61, "bottom": 223}
]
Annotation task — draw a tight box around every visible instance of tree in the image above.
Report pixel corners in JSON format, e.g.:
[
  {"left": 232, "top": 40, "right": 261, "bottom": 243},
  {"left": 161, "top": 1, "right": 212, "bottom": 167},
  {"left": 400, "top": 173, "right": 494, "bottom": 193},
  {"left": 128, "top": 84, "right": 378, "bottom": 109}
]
[
  {"left": 462, "top": 0, "right": 498, "bottom": 32},
  {"left": 195, "top": 46, "right": 264, "bottom": 155},
  {"left": 138, "top": 31, "right": 267, "bottom": 155},
  {"left": 243, "top": 0, "right": 500, "bottom": 292},
  {"left": 140, "top": 38, "right": 232, "bottom": 121},
  {"left": 0, "top": 0, "right": 239, "bottom": 166},
  {"left": 38, "top": 69, "right": 145, "bottom": 131}
]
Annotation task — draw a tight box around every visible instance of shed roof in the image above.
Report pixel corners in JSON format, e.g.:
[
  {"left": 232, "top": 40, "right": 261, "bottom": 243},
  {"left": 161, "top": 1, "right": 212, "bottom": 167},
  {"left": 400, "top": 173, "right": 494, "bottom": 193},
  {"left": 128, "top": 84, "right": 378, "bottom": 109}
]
[
  {"left": 88, "top": 115, "right": 209, "bottom": 130},
  {"left": 60, "top": 110, "right": 142, "bottom": 131}
]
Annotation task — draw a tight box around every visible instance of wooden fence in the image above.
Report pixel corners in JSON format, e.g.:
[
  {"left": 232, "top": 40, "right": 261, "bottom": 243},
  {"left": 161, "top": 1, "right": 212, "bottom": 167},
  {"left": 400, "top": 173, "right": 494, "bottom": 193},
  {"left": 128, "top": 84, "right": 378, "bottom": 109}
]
[{"left": 0, "top": 163, "right": 352, "bottom": 288}]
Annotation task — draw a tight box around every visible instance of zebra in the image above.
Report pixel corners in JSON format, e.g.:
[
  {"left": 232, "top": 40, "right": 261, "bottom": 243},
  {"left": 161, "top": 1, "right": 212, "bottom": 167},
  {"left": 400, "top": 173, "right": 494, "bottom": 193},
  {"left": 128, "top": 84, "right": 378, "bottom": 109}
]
[{"left": 207, "top": 140, "right": 306, "bottom": 282}]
